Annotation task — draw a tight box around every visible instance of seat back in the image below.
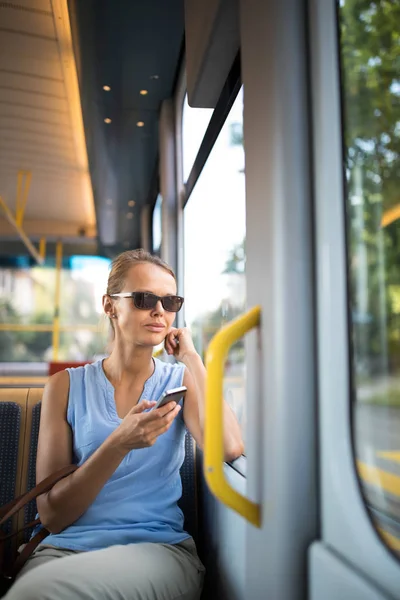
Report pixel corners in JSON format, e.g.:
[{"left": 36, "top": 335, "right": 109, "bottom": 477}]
[
  {"left": 0, "top": 389, "right": 28, "bottom": 558},
  {"left": 179, "top": 432, "right": 198, "bottom": 540},
  {"left": 20, "top": 389, "right": 42, "bottom": 542}
]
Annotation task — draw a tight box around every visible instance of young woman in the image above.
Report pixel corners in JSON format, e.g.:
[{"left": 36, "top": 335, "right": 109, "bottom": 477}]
[{"left": 5, "top": 249, "right": 244, "bottom": 600}]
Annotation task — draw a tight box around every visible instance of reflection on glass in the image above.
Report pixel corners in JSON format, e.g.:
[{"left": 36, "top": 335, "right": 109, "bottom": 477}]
[
  {"left": 182, "top": 94, "right": 213, "bottom": 182},
  {"left": 0, "top": 264, "right": 55, "bottom": 362},
  {"left": 0, "top": 330, "right": 52, "bottom": 363},
  {"left": 339, "top": 0, "right": 400, "bottom": 557},
  {"left": 152, "top": 193, "right": 162, "bottom": 256},
  {"left": 60, "top": 331, "right": 108, "bottom": 363},
  {"left": 0, "top": 256, "right": 110, "bottom": 362},
  {"left": 60, "top": 256, "right": 110, "bottom": 325},
  {"left": 184, "top": 88, "right": 246, "bottom": 444}
]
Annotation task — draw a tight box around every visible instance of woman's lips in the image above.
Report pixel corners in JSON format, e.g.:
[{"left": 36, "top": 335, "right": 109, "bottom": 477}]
[{"left": 144, "top": 324, "right": 165, "bottom": 332}]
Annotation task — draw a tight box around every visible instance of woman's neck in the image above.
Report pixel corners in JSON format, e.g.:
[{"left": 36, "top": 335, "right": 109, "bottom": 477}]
[{"left": 103, "top": 342, "right": 154, "bottom": 386}]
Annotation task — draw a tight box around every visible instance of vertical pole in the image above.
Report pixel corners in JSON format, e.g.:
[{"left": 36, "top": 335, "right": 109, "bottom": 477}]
[
  {"left": 140, "top": 205, "right": 150, "bottom": 251},
  {"left": 39, "top": 237, "right": 46, "bottom": 261},
  {"left": 52, "top": 240, "right": 63, "bottom": 361},
  {"left": 159, "top": 99, "right": 178, "bottom": 273}
]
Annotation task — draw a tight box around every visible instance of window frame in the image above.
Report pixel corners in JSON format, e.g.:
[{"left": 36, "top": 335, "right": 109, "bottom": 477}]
[
  {"left": 175, "top": 53, "right": 246, "bottom": 462},
  {"left": 184, "top": 52, "right": 242, "bottom": 205},
  {"left": 310, "top": 0, "right": 400, "bottom": 594}
]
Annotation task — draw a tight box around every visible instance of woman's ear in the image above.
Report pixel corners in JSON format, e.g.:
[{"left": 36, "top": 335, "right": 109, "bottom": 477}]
[{"left": 102, "top": 294, "right": 113, "bottom": 317}]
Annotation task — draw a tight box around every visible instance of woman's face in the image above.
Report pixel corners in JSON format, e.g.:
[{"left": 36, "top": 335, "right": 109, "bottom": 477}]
[{"left": 108, "top": 263, "right": 178, "bottom": 348}]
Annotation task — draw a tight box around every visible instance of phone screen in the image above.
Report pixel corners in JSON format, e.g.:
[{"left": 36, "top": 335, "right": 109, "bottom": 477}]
[{"left": 153, "top": 386, "right": 187, "bottom": 410}]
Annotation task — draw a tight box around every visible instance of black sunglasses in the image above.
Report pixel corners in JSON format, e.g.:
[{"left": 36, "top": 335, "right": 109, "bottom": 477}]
[{"left": 110, "top": 292, "right": 184, "bottom": 313}]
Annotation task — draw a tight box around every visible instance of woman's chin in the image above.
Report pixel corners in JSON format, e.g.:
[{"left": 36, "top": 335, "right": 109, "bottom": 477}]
[{"left": 143, "top": 331, "right": 165, "bottom": 345}]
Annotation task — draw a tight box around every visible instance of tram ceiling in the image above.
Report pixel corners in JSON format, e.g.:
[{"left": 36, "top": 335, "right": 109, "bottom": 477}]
[
  {"left": 0, "top": 0, "right": 184, "bottom": 259},
  {"left": 0, "top": 0, "right": 96, "bottom": 259},
  {"left": 69, "top": 0, "right": 184, "bottom": 256}
]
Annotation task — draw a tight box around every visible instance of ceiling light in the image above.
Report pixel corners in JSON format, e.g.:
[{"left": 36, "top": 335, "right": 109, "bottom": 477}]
[
  {"left": 150, "top": 75, "right": 159, "bottom": 80},
  {"left": 127, "top": 212, "right": 134, "bottom": 219},
  {"left": 103, "top": 85, "right": 111, "bottom": 91},
  {"left": 140, "top": 90, "right": 148, "bottom": 95},
  {"left": 128, "top": 200, "right": 135, "bottom": 207},
  {"left": 104, "top": 118, "right": 112, "bottom": 124},
  {"left": 136, "top": 121, "right": 144, "bottom": 127}
]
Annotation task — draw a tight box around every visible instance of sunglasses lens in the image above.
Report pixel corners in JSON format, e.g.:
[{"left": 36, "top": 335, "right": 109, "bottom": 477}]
[
  {"left": 133, "top": 293, "right": 183, "bottom": 312},
  {"left": 133, "top": 292, "right": 157, "bottom": 309},
  {"left": 163, "top": 296, "right": 183, "bottom": 312}
]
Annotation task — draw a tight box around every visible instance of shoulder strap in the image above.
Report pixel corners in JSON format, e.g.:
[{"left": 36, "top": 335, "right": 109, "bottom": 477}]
[
  {"left": 0, "top": 465, "right": 78, "bottom": 529},
  {"left": 8, "top": 528, "right": 49, "bottom": 578}
]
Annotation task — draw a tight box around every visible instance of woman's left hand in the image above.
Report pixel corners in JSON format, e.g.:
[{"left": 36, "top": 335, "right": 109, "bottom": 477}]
[{"left": 164, "top": 327, "right": 197, "bottom": 362}]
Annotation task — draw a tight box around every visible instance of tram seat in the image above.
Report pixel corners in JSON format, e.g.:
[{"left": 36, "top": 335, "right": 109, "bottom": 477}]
[
  {"left": 48, "top": 362, "right": 90, "bottom": 376},
  {"left": 0, "top": 387, "right": 198, "bottom": 572}
]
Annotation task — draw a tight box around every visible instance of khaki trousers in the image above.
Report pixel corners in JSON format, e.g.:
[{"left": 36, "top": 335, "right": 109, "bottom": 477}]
[{"left": 4, "top": 539, "right": 205, "bottom": 600}]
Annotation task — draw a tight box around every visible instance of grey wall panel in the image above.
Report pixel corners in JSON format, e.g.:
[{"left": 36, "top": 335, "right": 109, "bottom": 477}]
[{"left": 310, "top": 543, "right": 391, "bottom": 600}]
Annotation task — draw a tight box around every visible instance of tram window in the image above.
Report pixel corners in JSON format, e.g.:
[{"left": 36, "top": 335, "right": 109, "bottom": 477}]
[
  {"left": 183, "top": 87, "right": 246, "bottom": 444},
  {"left": 152, "top": 193, "right": 162, "bottom": 256},
  {"left": 182, "top": 94, "right": 213, "bottom": 182},
  {"left": 0, "top": 264, "right": 55, "bottom": 362},
  {"left": 60, "top": 256, "right": 110, "bottom": 360},
  {"left": 0, "top": 256, "right": 110, "bottom": 362},
  {"left": 338, "top": 1, "right": 400, "bottom": 557}
]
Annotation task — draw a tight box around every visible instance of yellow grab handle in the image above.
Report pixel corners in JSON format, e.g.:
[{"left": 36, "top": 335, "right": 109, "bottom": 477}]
[{"left": 205, "top": 305, "right": 261, "bottom": 527}]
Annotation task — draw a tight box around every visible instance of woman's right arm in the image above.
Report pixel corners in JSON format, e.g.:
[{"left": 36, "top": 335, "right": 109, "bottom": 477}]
[{"left": 36, "top": 370, "right": 181, "bottom": 534}]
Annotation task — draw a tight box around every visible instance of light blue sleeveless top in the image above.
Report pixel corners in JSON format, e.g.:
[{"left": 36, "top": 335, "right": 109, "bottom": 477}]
[{"left": 41, "top": 358, "right": 190, "bottom": 551}]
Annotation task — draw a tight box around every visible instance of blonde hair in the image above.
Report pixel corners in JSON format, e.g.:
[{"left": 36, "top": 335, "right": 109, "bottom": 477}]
[{"left": 106, "top": 249, "right": 176, "bottom": 296}]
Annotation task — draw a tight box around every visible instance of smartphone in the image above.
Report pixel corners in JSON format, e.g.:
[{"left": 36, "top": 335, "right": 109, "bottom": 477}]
[{"left": 152, "top": 386, "right": 187, "bottom": 411}]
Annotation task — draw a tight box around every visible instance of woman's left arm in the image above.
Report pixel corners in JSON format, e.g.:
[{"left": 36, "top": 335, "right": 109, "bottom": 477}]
[{"left": 165, "top": 327, "right": 244, "bottom": 462}]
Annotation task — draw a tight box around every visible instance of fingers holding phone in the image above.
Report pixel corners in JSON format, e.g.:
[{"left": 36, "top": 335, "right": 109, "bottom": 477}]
[
  {"left": 111, "top": 390, "right": 186, "bottom": 454},
  {"left": 151, "top": 386, "right": 187, "bottom": 412}
]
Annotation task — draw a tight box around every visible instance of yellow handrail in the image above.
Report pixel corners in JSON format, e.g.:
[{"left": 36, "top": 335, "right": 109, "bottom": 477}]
[{"left": 205, "top": 305, "right": 261, "bottom": 527}]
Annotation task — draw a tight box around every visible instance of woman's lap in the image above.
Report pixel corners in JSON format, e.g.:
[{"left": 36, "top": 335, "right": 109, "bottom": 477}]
[{"left": 5, "top": 539, "right": 204, "bottom": 600}]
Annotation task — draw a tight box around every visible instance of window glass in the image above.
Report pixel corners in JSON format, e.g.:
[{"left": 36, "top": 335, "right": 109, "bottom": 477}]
[
  {"left": 182, "top": 94, "right": 213, "bottom": 182},
  {"left": 0, "top": 255, "right": 110, "bottom": 362},
  {"left": 339, "top": 1, "right": 400, "bottom": 556},
  {"left": 152, "top": 193, "right": 162, "bottom": 256},
  {"left": 184, "top": 87, "right": 246, "bottom": 445}
]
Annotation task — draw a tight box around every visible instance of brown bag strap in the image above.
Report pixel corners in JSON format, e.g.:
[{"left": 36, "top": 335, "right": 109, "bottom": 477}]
[
  {"left": 10, "top": 529, "right": 49, "bottom": 577},
  {"left": 3, "top": 529, "right": 49, "bottom": 580},
  {"left": 0, "top": 494, "right": 26, "bottom": 522},
  {"left": 0, "top": 465, "right": 78, "bottom": 529},
  {"left": 0, "top": 519, "right": 40, "bottom": 543}
]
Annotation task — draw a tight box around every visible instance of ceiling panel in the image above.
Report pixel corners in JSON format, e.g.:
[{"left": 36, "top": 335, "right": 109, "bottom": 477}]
[
  {"left": 0, "top": 30, "right": 59, "bottom": 62},
  {"left": 0, "top": 0, "right": 96, "bottom": 254},
  {"left": 0, "top": 70, "right": 66, "bottom": 97},
  {"left": 0, "top": 148, "right": 76, "bottom": 169},
  {"left": 4, "top": 0, "right": 52, "bottom": 12},
  {"left": 0, "top": 139, "right": 76, "bottom": 161},
  {"left": 0, "top": 173, "right": 89, "bottom": 221},
  {"left": 0, "top": 87, "right": 68, "bottom": 111},
  {"left": 0, "top": 4, "right": 55, "bottom": 37},
  {"left": 0, "top": 115, "right": 72, "bottom": 137},
  {"left": 0, "top": 166, "right": 82, "bottom": 184},
  {"left": 0, "top": 53, "right": 64, "bottom": 80},
  {"left": 0, "top": 128, "right": 75, "bottom": 150},
  {"left": 0, "top": 102, "right": 71, "bottom": 126}
]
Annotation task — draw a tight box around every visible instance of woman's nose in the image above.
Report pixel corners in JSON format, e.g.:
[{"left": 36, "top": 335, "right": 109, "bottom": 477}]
[{"left": 151, "top": 300, "right": 164, "bottom": 315}]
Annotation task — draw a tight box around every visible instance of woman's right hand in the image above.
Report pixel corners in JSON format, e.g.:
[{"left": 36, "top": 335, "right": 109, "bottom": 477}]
[{"left": 110, "top": 400, "right": 181, "bottom": 454}]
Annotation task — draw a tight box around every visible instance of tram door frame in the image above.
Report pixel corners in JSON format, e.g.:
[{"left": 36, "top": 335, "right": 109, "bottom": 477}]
[
  {"left": 240, "top": 1, "right": 318, "bottom": 598},
  {"left": 308, "top": 1, "right": 400, "bottom": 598}
]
